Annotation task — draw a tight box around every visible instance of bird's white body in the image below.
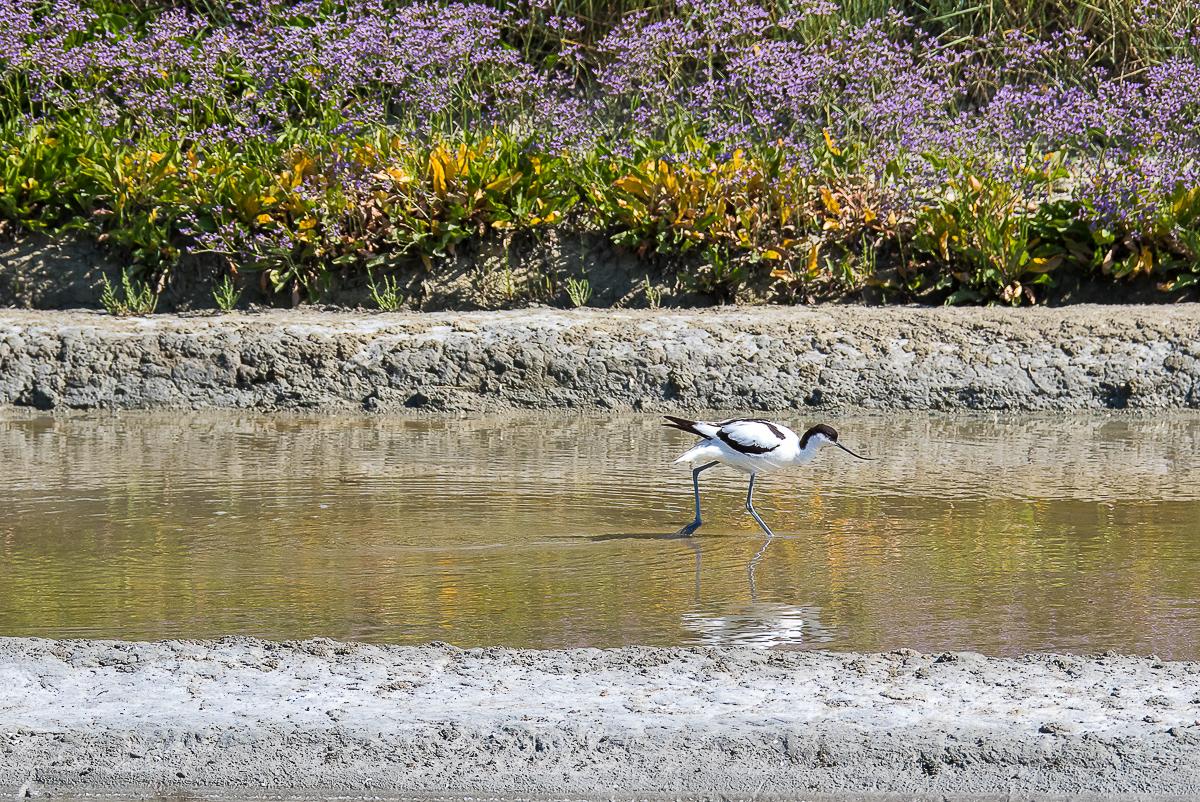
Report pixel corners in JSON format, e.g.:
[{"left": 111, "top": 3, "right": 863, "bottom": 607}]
[{"left": 671, "top": 418, "right": 824, "bottom": 474}]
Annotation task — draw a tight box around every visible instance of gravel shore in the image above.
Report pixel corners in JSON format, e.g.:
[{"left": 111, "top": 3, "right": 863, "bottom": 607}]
[
  {"left": 2, "top": 638, "right": 1199, "bottom": 801},
  {"left": 1, "top": 305, "right": 1198, "bottom": 412}
]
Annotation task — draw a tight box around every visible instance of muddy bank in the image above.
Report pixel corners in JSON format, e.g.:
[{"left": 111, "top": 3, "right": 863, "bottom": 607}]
[
  {"left": 1, "top": 638, "right": 1199, "bottom": 800},
  {"left": 1, "top": 306, "right": 1198, "bottom": 412}
]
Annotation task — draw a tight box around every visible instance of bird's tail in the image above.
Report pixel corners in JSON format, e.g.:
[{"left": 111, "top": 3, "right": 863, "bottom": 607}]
[
  {"left": 672, "top": 442, "right": 715, "bottom": 464},
  {"left": 662, "top": 415, "right": 703, "bottom": 436}
]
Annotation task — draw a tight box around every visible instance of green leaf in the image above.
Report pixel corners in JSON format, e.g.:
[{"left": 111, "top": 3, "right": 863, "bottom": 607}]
[{"left": 944, "top": 288, "right": 981, "bottom": 305}]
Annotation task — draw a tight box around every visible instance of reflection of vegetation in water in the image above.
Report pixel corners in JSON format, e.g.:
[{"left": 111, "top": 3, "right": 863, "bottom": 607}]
[{"left": 1, "top": 412, "right": 1199, "bottom": 656}]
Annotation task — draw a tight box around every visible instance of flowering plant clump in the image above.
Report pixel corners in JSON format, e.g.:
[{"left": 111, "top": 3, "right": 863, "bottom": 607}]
[{"left": 1, "top": 0, "right": 1199, "bottom": 306}]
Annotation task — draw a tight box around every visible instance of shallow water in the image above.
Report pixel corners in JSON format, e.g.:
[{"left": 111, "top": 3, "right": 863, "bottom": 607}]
[{"left": 2, "top": 411, "right": 1199, "bottom": 657}]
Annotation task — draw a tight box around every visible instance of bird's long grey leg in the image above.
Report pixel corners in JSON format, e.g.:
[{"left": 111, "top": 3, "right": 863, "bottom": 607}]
[
  {"left": 675, "top": 461, "right": 719, "bottom": 536},
  {"left": 745, "top": 473, "right": 776, "bottom": 538},
  {"left": 677, "top": 536, "right": 703, "bottom": 604},
  {"left": 747, "top": 535, "right": 773, "bottom": 602}
]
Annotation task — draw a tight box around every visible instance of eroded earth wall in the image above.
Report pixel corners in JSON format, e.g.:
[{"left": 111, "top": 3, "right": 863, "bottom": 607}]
[{"left": 1, "top": 306, "right": 1198, "bottom": 412}]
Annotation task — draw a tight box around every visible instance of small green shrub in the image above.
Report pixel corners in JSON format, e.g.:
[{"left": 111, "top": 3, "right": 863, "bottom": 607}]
[
  {"left": 99, "top": 269, "right": 158, "bottom": 316},
  {"left": 642, "top": 276, "right": 663, "bottom": 309},
  {"left": 367, "top": 269, "right": 403, "bottom": 311},
  {"left": 211, "top": 274, "right": 241, "bottom": 311},
  {"left": 565, "top": 276, "right": 592, "bottom": 307}
]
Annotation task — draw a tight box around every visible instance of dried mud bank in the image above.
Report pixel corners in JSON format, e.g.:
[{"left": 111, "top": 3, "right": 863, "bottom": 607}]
[
  {"left": 2, "top": 639, "right": 1200, "bottom": 801},
  {"left": 0, "top": 306, "right": 1198, "bottom": 413}
]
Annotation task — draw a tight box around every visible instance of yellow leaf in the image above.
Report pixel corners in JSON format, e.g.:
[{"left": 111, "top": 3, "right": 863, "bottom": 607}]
[
  {"left": 762, "top": 249, "right": 783, "bottom": 260},
  {"left": 614, "top": 175, "right": 652, "bottom": 199},
  {"left": 863, "top": 207, "right": 877, "bottom": 224},
  {"left": 822, "top": 128, "right": 842, "bottom": 157},
  {"left": 237, "top": 194, "right": 260, "bottom": 217},
  {"left": 807, "top": 244, "right": 820, "bottom": 274},
  {"left": 292, "top": 153, "right": 315, "bottom": 179},
  {"left": 297, "top": 217, "right": 317, "bottom": 231},
  {"left": 769, "top": 267, "right": 791, "bottom": 280},
  {"left": 429, "top": 153, "right": 447, "bottom": 196},
  {"left": 661, "top": 166, "right": 678, "bottom": 195},
  {"left": 1137, "top": 246, "right": 1154, "bottom": 275},
  {"left": 1028, "top": 255, "right": 1062, "bottom": 273},
  {"left": 255, "top": 213, "right": 272, "bottom": 225},
  {"left": 819, "top": 187, "right": 841, "bottom": 217},
  {"left": 484, "top": 172, "right": 523, "bottom": 193},
  {"left": 1173, "top": 188, "right": 1198, "bottom": 216},
  {"left": 280, "top": 170, "right": 302, "bottom": 189}
]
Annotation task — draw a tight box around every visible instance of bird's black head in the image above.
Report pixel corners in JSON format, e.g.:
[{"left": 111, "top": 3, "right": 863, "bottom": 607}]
[
  {"left": 799, "top": 423, "right": 839, "bottom": 450},
  {"left": 801, "top": 423, "right": 874, "bottom": 461}
]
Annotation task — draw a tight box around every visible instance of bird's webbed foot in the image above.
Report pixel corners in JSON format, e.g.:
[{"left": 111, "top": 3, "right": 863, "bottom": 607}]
[{"left": 673, "top": 519, "right": 703, "bottom": 537}]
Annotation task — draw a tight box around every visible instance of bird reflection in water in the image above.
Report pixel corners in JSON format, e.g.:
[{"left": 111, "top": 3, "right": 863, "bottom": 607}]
[
  {"left": 682, "top": 532, "right": 834, "bottom": 648},
  {"left": 680, "top": 601, "right": 832, "bottom": 647},
  {"left": 587, "top": 530, "right": 833, "bottom": 647}
]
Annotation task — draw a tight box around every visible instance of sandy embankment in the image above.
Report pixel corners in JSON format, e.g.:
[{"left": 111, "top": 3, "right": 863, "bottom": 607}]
[
  {"left": 1, "top": 305, "right": 1198, "bottom": 413},
  {"left": 2, "top": 638, "right": 1200, "bottom": 800}
]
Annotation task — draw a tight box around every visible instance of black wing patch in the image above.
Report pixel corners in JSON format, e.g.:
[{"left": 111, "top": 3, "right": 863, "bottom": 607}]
[
  {"left": 718, "top": 418, "right": 786, "bottom": 440},
  {"left": 716, "top": 419, "right": 784, "bottom": 455},
  {"left": 752, "top": 419, "right": 787, "bottom": 440}
]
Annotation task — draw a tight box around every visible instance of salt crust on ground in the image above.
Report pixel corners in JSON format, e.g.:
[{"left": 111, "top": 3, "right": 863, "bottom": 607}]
[{"left": 2, "top": 638, "right": 1200, "bottom": 800}]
